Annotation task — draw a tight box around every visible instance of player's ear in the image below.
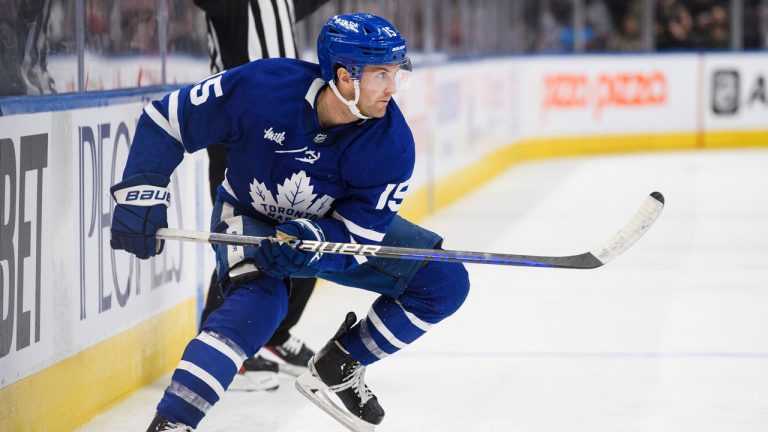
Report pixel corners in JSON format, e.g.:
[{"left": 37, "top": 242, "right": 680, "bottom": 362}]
[{"left": 336, "top": 67, "right": 351, "bottom": 87}]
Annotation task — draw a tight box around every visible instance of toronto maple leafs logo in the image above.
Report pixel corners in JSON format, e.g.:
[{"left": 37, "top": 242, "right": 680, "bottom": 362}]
[{"left": 249, "top": 171, "right": 335, "bottom": 222}]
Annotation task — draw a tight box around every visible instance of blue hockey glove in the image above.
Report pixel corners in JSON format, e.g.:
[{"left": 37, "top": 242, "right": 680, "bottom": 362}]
[
  {"left": 110, "top": 173, "right": 171, "bottom": 260},
  {"left": 252, "top": 219, "right": 325, "bottom": 278}
]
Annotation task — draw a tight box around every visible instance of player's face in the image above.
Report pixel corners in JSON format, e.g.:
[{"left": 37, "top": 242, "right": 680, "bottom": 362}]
[{"left": 356, "top": 64, "right": 408, "bottom": 118}]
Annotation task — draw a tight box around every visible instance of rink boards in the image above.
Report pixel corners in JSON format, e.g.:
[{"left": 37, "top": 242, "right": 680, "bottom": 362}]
[{"left": 1, "top": 52, "right": 767, "bottom": 431}]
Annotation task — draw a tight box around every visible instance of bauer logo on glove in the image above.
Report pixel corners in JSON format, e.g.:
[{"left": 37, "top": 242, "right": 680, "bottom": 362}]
[
  {"left": 113, "top": 186, "right": 171, "bottom": 207},
  {"left": 109, "top": 173, "right": 171, "bottom": 260}
]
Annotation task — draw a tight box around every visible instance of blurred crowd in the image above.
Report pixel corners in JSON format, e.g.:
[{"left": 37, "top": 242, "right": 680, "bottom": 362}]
[
  {"left": 1, "top": 0, "right": 767, "bottom": 97},
  {"left": 79, "top": 0, "right": 206, "bottom": 55},
  {"left": 0, "top": 0, "right": 206, "bottom": 96},
  {"left": 562, "top": 0, "right": 767, "bottom": 51}
]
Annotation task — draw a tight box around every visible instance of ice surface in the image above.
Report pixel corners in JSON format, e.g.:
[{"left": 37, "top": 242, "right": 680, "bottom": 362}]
[{"left": 78, "top": 150, "right": 768, "bottom": 432}]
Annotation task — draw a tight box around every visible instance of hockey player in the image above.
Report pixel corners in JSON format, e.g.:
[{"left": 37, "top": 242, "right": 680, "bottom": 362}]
[{"left": 110, "top": 13, "right": 470, "bottom": 432}]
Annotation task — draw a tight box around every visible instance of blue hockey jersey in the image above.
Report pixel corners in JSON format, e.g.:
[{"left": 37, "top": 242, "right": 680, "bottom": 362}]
[{"left": 122, "top": 58, "right": 415, "bottom": 272}]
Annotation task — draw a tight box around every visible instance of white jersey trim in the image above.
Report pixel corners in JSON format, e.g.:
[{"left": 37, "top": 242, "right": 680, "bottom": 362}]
[
  {"left": 144, "top": 102, "right": 181, "bottom": 144},
  {"left": 168, "top": 90, "right": 182, "bottom": 144},
  {"left": 222, "top": 177, "right": 237, "bottom": 199},
  {"left": 305, "top": 78, "right": 326, "bottom": 108},
  {"left": 332, "top": 211, "right": 385, "bottom": 242}
]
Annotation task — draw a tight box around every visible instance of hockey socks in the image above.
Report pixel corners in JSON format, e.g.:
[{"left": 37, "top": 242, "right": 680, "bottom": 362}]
[
  {"left": 157, "top": 331, "right": 247, "bottom": 427},
  {"left": 341, "top": 260, "right": 470, "bottom": 365}
]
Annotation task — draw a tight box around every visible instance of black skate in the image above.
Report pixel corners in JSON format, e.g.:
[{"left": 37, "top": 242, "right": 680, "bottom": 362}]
[
  {"left": 146, "top": 413, "right": 193, "bottom": 431},
  {"left": 263, "top": 334, "right": 315, "bottom": 376},
  {"left": 228, "top": 354, "right": 280, "bottom": 391},
  {"left": 295, "top": 312, "right": 385, "bottom": 432}
]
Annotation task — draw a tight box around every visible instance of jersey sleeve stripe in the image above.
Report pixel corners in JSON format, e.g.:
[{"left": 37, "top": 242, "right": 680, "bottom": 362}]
[
  {"left": 332, "top": 211, "right": 385, "bottom": 242},
  {"left": 168, "top": 90, "right": 183, "bottom": 144},
  {"left": 143, "top": 102, "right": 182, "bottom": 144}
]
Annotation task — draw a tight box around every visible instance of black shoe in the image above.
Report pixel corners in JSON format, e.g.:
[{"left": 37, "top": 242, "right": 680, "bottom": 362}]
[
  {"left": 295, "top": 312, "right": 385, "bottom": 431},
  {"left": 146, "top": 413, "right": 193, "bottom": 431},
  {"left": 263, "top": 335, "right": 315, "bottom": 377},
  {"left": 228, "top": 355, "right": 280, "bottom": 391}
]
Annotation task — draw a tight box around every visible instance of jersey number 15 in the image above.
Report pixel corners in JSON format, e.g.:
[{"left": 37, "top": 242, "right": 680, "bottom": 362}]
[{"left": 190, "top": 71, "right": 225, "bottom": 106}]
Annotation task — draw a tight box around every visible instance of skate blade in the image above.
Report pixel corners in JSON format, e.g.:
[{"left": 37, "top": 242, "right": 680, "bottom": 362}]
[
  {"left": 295, "top": 372, "right": 375, "bottom": 432},
  {"left": 228, "top": 371, "right": 279, "bottom": 392}
]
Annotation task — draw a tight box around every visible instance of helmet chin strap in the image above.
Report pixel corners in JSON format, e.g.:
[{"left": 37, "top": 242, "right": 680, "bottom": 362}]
[{"left": 329, "top": 79, "right": 371, "bottom": 120}]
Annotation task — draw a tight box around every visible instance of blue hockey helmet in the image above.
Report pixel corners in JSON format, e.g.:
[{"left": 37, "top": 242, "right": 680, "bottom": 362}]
[{"left": 317, "top": 13, "right": 411, "bottom": 83}]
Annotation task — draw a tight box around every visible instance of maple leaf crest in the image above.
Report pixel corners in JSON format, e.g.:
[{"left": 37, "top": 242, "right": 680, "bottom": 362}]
[{"left": 249, "top": 171, "right": 335, "bottom": 220}]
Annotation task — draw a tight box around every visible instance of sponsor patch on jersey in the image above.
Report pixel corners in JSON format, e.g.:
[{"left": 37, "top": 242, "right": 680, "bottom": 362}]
[{"left": 264, "top": 127, "right": 286, "bottom": 145}]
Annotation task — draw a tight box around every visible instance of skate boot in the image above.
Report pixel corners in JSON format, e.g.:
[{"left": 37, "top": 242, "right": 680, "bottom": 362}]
[
  {"left": 146, "top": 413, "right": 193, "bottom": 431},
  {"left": 228, "top": 354, "right": 280, "bottom": 391},
  {"left": 263, "top": 334, "right": 315, "bottom": 376},
  {"left": 296, "top": 312, "right": 385, "bottom": 432}
]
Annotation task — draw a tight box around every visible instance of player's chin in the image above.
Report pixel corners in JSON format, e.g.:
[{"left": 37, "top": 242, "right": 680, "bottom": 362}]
[{"left": 366, "top": 103, "right": 388, "bottom": 118}]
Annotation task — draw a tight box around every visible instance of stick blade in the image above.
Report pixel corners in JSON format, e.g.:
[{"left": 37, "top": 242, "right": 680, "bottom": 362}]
[{"left": 590, "top": 191, "right": 665, "bottom": 266}]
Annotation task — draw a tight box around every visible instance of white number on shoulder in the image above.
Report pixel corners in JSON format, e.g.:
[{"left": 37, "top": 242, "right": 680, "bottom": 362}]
[
  {"left": 190, "top": 71, "right": 225, "bottom": 106},
  {"left": 375, "top": 180, "right": 410, "bottom": 211}
]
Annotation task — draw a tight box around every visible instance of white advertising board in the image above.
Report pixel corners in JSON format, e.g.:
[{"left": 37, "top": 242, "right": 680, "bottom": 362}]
[
  {"left": 518, "top": 55, "right": 700, "bottom": 138},
  {"left": 704, "top": 53, "right": 768, "bottom": 130},
  {"left": 0, "top": 113, "right": 55, "bottom": 388},
  {"left": 398, "top": 59, "right": 523, "bottom": 189},
  {"left": 0, "top": 102, "right": 207, "bottom": 388}
]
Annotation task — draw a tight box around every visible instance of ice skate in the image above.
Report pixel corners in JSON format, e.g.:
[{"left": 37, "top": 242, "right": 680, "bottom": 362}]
[
  {"left": 227, "top": 354, "right": 280, "bottom": 392},
  {"left": 296, "top": 312, "right": 384, "bottom": 432},
  {"left": 146, "top": 413, "right": 194, "bottom": 431},
  {"left": 263, "top": 334, "right": 315, "bottom": 376}
]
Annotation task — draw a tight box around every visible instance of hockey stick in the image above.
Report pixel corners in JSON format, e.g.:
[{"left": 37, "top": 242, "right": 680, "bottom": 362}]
[{"left": 155, "top": 191, "right": 664, "bottom": 269}]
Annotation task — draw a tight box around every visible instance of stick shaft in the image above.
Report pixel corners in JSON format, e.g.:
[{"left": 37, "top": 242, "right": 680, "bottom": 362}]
[
  {"left": 156, "top": 192, "right": 664, "bottom": 269},
  {"left": 155, "top": 227, "right": 597, "bottom": 268}
]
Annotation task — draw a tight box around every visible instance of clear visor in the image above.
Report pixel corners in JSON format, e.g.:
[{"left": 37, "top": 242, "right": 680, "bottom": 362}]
[{"left": 356, "top": 58, "right": 412, "bottom": 93}]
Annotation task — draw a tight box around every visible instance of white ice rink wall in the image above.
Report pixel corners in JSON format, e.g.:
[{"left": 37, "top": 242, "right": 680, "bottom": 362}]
[
  {"left": 1, "top": 52, "right": 766, "bottom": 431},
  {"left": 398, "top": 52, "right": 768, "bottom": 221},
  {"left": 0, "top": 89, "right": 212, "bottom": 431}
]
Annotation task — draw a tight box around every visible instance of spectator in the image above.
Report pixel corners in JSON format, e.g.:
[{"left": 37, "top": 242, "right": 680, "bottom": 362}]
[
  {"left": 608, "top": 13, "right": 645, "bottom": 51},
  {"left": 0, "top": 0, "right": 56, "bottom": 96}
]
